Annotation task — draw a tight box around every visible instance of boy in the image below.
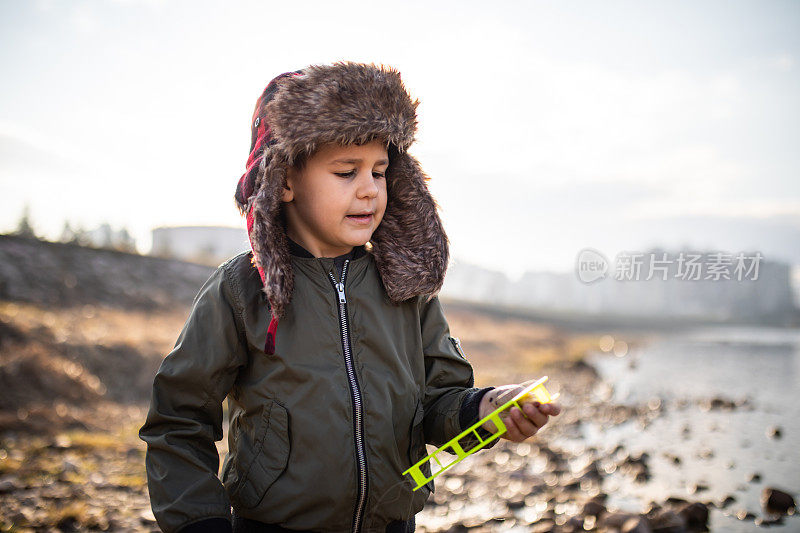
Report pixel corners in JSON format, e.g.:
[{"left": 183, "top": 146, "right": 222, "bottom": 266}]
[{"left": 139, "top": 61, "right": 560, "bottom": 533}]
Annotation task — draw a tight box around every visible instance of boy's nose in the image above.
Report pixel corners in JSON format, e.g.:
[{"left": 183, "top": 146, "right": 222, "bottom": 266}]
[{"left": 356, "top": 170, "right": 379, "bottom": 198}]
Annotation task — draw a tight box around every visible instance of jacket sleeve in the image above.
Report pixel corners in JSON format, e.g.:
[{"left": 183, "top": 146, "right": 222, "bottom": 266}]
[
  {"left": 139, "top": 263, "right": 248, "bottom": 533},
  {"left": 419, "top": 294, "right": 493, "bottom": 448}
]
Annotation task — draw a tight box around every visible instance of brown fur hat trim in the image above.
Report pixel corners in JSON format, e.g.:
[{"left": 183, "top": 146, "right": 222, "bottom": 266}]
[{"left": 235, "top": 61, "right": 449, "bottom": 320}]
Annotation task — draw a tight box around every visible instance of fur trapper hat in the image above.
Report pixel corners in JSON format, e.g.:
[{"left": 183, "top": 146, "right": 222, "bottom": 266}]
[{"left": 234, "top": 61, "right": 449, "bottom": 354}]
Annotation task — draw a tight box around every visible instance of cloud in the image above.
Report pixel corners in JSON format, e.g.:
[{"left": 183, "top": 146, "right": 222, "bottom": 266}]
[
  {"left": 769, "top": 52, "right": 794, "bottom": 72},
  {"left": 69, "top": 3, "right": 97, "bottom": 34},
  {"left": 0, "top": 132, "right": 87, "bottom": 180}
]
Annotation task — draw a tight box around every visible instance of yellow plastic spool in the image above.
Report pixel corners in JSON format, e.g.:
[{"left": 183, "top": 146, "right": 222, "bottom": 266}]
[{"left": 402, "top": 376, "right": 559, "bottom": 491}]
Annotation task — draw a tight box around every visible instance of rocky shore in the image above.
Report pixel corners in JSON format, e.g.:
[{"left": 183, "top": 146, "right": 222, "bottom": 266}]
[{"left": 415, "top": 359, "right": 797, "bottom": 532}]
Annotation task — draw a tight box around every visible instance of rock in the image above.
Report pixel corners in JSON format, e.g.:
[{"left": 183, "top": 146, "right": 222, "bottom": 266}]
[
  {"left": 561, "top": 516, "right": 584, "bottom": 532},
  {"left": 578, "top": 461, "right": 602, "bottom": 482},
  {"left": 702, "top": 396, "right": 737, "bottom": 410},
  {"left": 139, "top": 508, "right": 156, "bottom": 524},
  {"left": 735, "top": 509, "right": 756, "bottom": 521},
  {"left": 628, "top": 452, "right": 651, "bottom": 466},
  {"left": 61, "top": 459, "right": 80, "bottom": 474},
  {"left": 663, "top": 453, "right": 681, "bottom": 465},
  {"left": 766, "top": 426, "right": 782, "bottom": 439},
  {"left": 50, "top": 434, "right": 73, "bottom": 449},
  {"left": 0, "top": 477, "right": 21, "bottom": 493},
  {"left": 694, "top": 448, "right": 714, "bottom": 460},
  {"left": 688, "top": 482, "right": 709, "bottom": 495},
  {"left": 529, "top": 519, "right": 555, "bottom": 533},
  {"left": 57, "top": 516, "right": 79, "bottom": 532},
  {"left": 600, "top": 512, "right": 640, "bottom": 528},
  {"left": 9, "top": 512, "right": 29, "bottom": 526},
  {"left": 622, "top": 516, "right": 653, "bottom": 533},
  {"left": 506, "top": 498, "right": 524, "bottom": 510},
  {"left": 761, "top": 487, "right": 796, "bottom": 516},
  {"left": 678, "top": 502, "right": 709, "bottom": 530},
  {"left": 717, "top": 495, "right": 736, "bottom": 509},
  {"left": 647, "top": 509, "right": 686, "bottom": 533},
  {"left": 748, "top": 472, "right": 762, "bottom": 483},
  {"left": 582, "top": 499, "right": 606, "bottom": 517}
]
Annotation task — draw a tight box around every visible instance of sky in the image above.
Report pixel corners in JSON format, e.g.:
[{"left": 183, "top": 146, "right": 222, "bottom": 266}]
[{"left": 1, "top": 0, "right": 799, "bottom": 278}]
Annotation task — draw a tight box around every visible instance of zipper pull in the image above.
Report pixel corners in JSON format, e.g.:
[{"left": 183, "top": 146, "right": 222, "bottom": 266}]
[
  {"left": 451, "top": 337, "right": 467, "bottom": 359},
  {"left": 335, "top": 281, "right": 346, "bottom": 304}
]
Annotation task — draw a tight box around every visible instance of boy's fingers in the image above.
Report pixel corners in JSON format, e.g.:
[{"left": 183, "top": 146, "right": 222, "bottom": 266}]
[
  {"left": 503, "top": 414, "right": 528, "bottom": 442},
  {"left": 522, "top": 403, "right": 549, "bottom": 428},
  {"left": 510, "top": 407, "right": 538, "bottom": 437},
  {"left": 540, "top": 402, "right": 562, "bottom": 416}
]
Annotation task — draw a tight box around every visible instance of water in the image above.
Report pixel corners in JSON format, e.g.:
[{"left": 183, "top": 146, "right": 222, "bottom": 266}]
[{"left": 586, "top": 326, "right": 800, "bottom": 531}]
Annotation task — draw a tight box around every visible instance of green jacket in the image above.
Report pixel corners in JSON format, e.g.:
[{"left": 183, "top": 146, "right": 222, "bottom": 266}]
[{"left": 139, "top": 246, "right": 488, "bottom": 533}]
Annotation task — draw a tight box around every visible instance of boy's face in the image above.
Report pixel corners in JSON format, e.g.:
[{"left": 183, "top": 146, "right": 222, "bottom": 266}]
[{"left": 282, "top": 139, "right": 389, "bottom": 258}]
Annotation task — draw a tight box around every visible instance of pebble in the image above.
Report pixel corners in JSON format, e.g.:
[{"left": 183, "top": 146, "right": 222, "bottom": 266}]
[
  {"left": 766, "top": 425, "right": 782, "bottom": 439},
  {"left": 581, "top": 499, "right": 606, "bottom": 517},
  {"left": 735, "top": 509, "right": 757, "bottom": 521},
  {"left": 717, "top": 495, "right": 736, "bottom": 509},
  {"left": 678, "top": 502, "right": 709, "bottom": 529},
  {"left": 647, "top": 509, "right": 686, "bottom": 532},
  {"left": 621, "top": 516, "right": 653, "bottom": 533},
  {"left": 761, "top": 487, "right": 796, "bottom": 516},
  {"left": 0, "top": 478, "right": 20, "bottom": 493}
]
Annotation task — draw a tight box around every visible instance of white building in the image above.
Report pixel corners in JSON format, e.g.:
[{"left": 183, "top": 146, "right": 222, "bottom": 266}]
[{"left": 150, "top": 226, "right": 249, "bottom": 266}]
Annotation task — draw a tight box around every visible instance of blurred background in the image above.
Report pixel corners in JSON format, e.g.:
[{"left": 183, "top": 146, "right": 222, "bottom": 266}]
[{"left": 1, "top": 1, "right": 798, "bottom": 531}]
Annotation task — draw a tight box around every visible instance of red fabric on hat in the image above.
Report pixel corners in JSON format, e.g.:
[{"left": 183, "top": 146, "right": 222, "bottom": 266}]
[
  {"left": 237, "top": 71, "right": 303, "bottom": 356},
  {"left": 246, "top": 203, "right": 278, "bottom": 355}
]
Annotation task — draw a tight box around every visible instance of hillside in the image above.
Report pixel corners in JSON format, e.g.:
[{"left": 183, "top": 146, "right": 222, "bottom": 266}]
[
  {"left": 0, "top": 234, "right": 214, "bottom": 311},
  {"left": 0, "top": 235, "right": 220, "bottom": 433}
]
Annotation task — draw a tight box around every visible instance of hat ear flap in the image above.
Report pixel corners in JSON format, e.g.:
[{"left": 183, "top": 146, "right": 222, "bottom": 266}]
[
  {"left": 371, "top": 150, "right": 449, "bottom": 303},
  {"left": 250, "top": 152, "right": 294, "bottom": 318}
]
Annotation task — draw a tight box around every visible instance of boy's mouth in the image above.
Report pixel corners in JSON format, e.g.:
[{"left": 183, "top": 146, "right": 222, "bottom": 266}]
[{"left": 346, "top": 213, "right": 374, "bottom": 224}]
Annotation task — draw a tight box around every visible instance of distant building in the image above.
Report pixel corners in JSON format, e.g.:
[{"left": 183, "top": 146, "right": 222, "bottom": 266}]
[
  {"left": 442, "top": 249, "right": 799, "bottom": 326},
  {"left": 150, "top": 226, "right": 249, "bottom": 266}
]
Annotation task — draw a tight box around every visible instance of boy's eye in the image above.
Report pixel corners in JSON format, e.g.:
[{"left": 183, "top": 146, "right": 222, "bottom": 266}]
[{"left": 334, "top": 170, "right": 386, "bottom": 179}]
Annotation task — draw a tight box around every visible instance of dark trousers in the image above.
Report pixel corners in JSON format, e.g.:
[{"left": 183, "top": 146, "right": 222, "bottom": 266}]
[{"left": 231, "top": 513, "right": 415, "bottom": 533}]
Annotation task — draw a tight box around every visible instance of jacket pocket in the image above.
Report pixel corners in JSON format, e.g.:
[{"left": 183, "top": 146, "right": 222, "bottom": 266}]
[
  {"left": 229, "top": 400, "right": 290, "bottom": 509},
  {"left": 407, "top": 400, "right": 434, "bottom": 496}
]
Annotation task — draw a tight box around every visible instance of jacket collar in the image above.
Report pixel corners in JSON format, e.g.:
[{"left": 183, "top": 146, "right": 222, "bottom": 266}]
[{"left": 287, "top": 236, "right": 366, "bottom": 261}]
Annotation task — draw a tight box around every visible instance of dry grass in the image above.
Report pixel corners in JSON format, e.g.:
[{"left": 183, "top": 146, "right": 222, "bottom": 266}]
[
  {"left": 0, "top": 300, "right": 186, "bottom": 354},
  {"left": 446, "top": 307, "right": 602, "bottom": 386}
]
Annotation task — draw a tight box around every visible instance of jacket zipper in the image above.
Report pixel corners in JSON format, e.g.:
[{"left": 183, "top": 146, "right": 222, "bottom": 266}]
[
  {"left": 450, "top": 336, "right": 467, "bottom": 359},
  {"left": 327, "top": 260, "right": 368, "bottom": 533}
]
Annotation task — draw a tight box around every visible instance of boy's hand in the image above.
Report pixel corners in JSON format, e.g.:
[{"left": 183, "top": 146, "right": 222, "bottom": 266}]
[{"left": 478, "top": 383, "right": 562, "bottom": 442}]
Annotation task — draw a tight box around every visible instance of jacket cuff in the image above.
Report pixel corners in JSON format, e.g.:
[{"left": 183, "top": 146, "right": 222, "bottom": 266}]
[
  {"left": 456, "top": 386, "right": 500, "bottom": 450},
  {"left": 458, "top": 386, "right": 494, "bottom": 431},
  {"left": 178, "top": 517, "right": 232, "bottom": 533}
]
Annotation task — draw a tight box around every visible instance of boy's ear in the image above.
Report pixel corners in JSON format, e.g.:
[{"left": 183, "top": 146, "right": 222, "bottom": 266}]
[{"left": 281, "top": 168, "right": 295, "bottom": 203}]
